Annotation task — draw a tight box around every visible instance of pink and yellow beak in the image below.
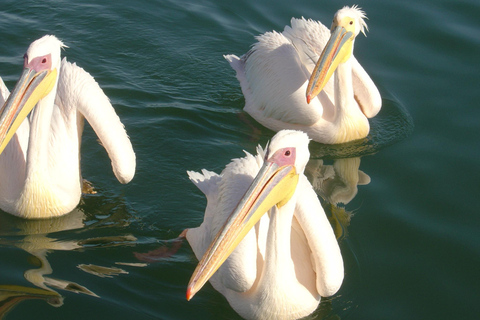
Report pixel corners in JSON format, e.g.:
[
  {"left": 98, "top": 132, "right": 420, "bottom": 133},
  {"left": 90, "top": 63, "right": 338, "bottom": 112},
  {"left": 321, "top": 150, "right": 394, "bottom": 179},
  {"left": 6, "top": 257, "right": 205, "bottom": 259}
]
[
  {"left": 186, "top": 148, "right": 300, "bottom": 300},
  {"left": 0, "top": 64, "right": 57, "bottom": 155},
  {"left": 306, "top": 25, "right": 354, "bottom": 104}
]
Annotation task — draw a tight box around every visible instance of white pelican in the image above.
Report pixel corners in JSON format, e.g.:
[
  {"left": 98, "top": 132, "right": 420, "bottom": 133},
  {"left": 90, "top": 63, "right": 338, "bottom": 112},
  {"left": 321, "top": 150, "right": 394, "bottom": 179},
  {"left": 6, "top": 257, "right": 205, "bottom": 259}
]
[
  {"left": 225, "top": 6, "right": 382, "bottom": 144},
  {"left": 0, "top": 35, "right": 135, "bottom": 219},
  {"left": 185, "top": 130, "right": 344, "bottom": 320}
]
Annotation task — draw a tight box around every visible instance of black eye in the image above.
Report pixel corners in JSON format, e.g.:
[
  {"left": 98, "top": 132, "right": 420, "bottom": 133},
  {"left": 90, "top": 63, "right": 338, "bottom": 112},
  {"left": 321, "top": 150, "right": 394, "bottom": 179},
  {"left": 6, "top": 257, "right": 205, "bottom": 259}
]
[
  {"left": 349, "top": 20, "right": 353, "bottom": 25},
  {"left": 42, "top": 58, "right": 47, "bottom": 63},
  {"left": 285, "top": 150, "right": 291, "bottom": 156}
]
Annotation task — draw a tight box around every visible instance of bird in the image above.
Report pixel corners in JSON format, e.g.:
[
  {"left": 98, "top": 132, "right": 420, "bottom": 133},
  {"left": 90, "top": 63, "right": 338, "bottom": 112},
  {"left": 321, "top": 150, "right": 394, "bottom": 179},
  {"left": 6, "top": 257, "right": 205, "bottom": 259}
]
[
  {"left": 184, "top": 130, "right": 344, "bottom": 320},
  {"left": 225, "top": 6, "right": 382, "bottom": 144},
  {"left": 0, "top": 35, "right": 135, "bottom": 219}
]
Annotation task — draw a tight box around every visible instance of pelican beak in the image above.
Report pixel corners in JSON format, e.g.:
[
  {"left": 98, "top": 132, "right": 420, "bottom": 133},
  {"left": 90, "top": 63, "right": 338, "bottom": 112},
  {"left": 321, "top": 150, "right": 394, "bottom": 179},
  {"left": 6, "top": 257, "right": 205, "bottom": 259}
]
[
  {"left": 306, "top": 26, "right": 354, "bottom": 104},
  {"left": 0, "top": 66, "right": 57, "bottom": 155},
  {"left": 186, "top": 150, "right": 299, "bottom": 300}
]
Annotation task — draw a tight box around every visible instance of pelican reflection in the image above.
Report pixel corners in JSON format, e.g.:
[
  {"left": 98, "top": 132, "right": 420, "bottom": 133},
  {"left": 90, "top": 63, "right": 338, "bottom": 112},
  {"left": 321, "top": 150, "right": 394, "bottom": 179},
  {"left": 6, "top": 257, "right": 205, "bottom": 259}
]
[
  {"left": 305, "top": 157, "right": 370, "bottom": 240},
  {"left": 0, "top": 206, "right": 137, "bottom": 317}
]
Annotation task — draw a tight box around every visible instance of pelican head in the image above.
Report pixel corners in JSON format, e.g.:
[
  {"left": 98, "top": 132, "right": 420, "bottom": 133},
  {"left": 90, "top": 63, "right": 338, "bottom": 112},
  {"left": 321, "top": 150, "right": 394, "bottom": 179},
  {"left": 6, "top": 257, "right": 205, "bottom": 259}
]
[
  {"left": 186, "top": 130, "right": 310, "bottom": 300},
  {"left": 306, "top": 6, "right": 368, "bottom": 103},
  {"left": 0, "top": 35, "right": 65, "bottom": 154}
]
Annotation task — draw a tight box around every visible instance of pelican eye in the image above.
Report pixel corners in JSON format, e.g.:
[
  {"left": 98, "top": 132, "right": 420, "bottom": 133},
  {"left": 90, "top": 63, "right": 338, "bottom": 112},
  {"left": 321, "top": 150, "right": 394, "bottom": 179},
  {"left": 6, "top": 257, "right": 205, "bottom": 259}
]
[
  {"left": 42, "top": 58, "right": 47, "bottom": 63},
  {"left": 285, "top": 150, "right": 291, "bottom": 156},
  {"left": 349, "top": 20, "right": 353, "bottom": 25}
]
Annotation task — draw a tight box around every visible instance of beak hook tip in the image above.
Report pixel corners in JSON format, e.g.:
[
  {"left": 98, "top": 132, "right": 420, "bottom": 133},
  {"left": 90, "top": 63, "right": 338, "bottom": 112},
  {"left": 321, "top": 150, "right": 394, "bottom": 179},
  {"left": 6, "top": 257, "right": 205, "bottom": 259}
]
[{"left": 186, "top": 287, "right": 194, "bottom": 301}]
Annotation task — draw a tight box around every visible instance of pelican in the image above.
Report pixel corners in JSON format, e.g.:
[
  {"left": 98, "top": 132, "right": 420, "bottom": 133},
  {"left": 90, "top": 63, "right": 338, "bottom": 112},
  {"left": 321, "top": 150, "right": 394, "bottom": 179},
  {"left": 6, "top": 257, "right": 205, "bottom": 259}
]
[
  {"left": 0, "top": 35, "right": 135, "bottom": 219},
  {"left": 225, "top": 6, "right": 381, "bottom": 144},
  {"left": 185, "top": 130, "right": 344, "bottom": 320}
]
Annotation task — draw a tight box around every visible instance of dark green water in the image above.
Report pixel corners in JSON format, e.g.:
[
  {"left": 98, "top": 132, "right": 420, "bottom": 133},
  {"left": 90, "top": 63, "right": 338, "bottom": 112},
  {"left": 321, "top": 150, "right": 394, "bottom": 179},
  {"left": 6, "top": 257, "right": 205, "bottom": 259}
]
[{"left": 0, "top": 0, "right": 478, "bottom": 319}]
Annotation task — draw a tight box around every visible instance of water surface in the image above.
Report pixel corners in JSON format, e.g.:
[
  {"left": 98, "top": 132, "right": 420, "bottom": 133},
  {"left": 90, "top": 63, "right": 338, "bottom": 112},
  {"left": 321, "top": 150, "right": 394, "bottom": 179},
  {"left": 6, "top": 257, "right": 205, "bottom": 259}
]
[{"left": 0, "top": 0, "right": 478, "bottom": 319}]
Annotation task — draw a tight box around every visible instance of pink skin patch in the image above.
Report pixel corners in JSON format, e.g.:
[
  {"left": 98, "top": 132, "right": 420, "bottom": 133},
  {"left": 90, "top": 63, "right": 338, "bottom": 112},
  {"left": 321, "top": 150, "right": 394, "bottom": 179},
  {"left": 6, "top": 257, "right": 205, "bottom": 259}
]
[
  {"left": 24, "top": 53, "right": 52, "bottom": 72},
  {"left": 267, "top": 147, "right": 296, "bottom": 167}
]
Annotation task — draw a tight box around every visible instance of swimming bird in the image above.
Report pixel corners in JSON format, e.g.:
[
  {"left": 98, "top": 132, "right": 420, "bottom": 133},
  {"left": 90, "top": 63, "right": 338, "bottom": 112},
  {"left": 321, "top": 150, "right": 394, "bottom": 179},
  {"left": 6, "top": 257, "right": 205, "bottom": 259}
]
[
  {"left": 225, "top": 6, "right": 381, "bottom": 144},
  {"left": 0, "top": 35, "right": 135, "bottom": 219},
  {"left": 185, "top": 130, "right": 343, "bottom": 320}
]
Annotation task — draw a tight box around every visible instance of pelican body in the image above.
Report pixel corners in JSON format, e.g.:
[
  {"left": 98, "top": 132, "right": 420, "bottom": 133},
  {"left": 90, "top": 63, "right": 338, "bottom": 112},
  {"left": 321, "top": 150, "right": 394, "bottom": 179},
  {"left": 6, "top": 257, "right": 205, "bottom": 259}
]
[
  {"left": 225, "top": 6, "right": 381, "bottom": 144},
  {"left": 185, "top": 130, "right": 343, "bottom": 320},
  {"left": 0, "top": 35, "right": 135, "bottom": 219}
]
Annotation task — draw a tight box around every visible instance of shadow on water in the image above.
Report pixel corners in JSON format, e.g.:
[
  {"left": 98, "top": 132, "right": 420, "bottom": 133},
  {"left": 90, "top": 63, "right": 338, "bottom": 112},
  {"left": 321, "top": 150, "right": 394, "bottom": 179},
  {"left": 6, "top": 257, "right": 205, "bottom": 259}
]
[{"left": 0, "top": 191, "right": 140, "bottom": 319}]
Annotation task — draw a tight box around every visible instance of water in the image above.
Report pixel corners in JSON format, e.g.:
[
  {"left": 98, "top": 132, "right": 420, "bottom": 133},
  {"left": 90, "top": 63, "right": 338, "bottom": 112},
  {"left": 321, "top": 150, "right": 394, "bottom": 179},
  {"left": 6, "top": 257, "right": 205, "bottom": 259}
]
[{"left": 0, "top": 0, "right": 478, "bottom": 319}]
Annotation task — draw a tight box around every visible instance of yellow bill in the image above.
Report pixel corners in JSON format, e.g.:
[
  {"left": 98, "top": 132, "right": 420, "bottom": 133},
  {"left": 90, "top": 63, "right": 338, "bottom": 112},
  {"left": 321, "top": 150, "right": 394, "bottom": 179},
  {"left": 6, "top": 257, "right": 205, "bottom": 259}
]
[
  {"left": 306, "top": 26, "right": 354, "bottom": 104},
  {"left": 0, "top": 66, "right": 57, "bottom": 155}
]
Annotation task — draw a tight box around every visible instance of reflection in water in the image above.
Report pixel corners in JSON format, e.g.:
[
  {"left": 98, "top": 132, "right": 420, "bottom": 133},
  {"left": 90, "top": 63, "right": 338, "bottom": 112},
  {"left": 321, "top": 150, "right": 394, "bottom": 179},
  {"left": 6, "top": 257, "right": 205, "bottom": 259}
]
[
  {"left": 305, "top": 157, "right": 369, "bottom": 241},
  {"left": 0, "top": 201, "right": 138, "bottom": 319},
  {"left": 0, "top": 284, "right": 62, "bottom": 317},
  {"left": 306, "top": 158, "right": 370, "bottom": 206},
  {"left": 78, "top": 264, "right": 129, "bottom": 278},
  {"left": 304, "top": 156, "right": 372, "bottom": 319}
]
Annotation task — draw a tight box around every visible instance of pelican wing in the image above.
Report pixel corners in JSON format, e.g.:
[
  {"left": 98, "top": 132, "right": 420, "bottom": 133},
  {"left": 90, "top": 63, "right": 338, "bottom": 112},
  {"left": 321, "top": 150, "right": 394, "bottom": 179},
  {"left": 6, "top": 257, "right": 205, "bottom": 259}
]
[
  {"left": 214, "top": 150, "right": 266, "bottom": 293},
  {"left": 226, "top": 22, "right": 330, "bottom": 127},
  {"left": 0, "top": 77, "right": 9, "bottom": 105},
  {"left": 56, "top": 58, "right": 135, "bottom": 184},
  {"left": 283, "top": 18, "right": 331, "bottom": 78},
  {"left": 293, "top": 175, "right": 344, "bottom": 297},
  {"left": 351, "top": 57, "right": 382, "bottom": 117},
  {"left": 186, "top": 169, "right": 223, "bottom": 260},
  {"left": 187, "top": 168, "right": 259, "bottom": 293},
  {"left": 187, "top": 149, "right": 267, "bottom": 293}
]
